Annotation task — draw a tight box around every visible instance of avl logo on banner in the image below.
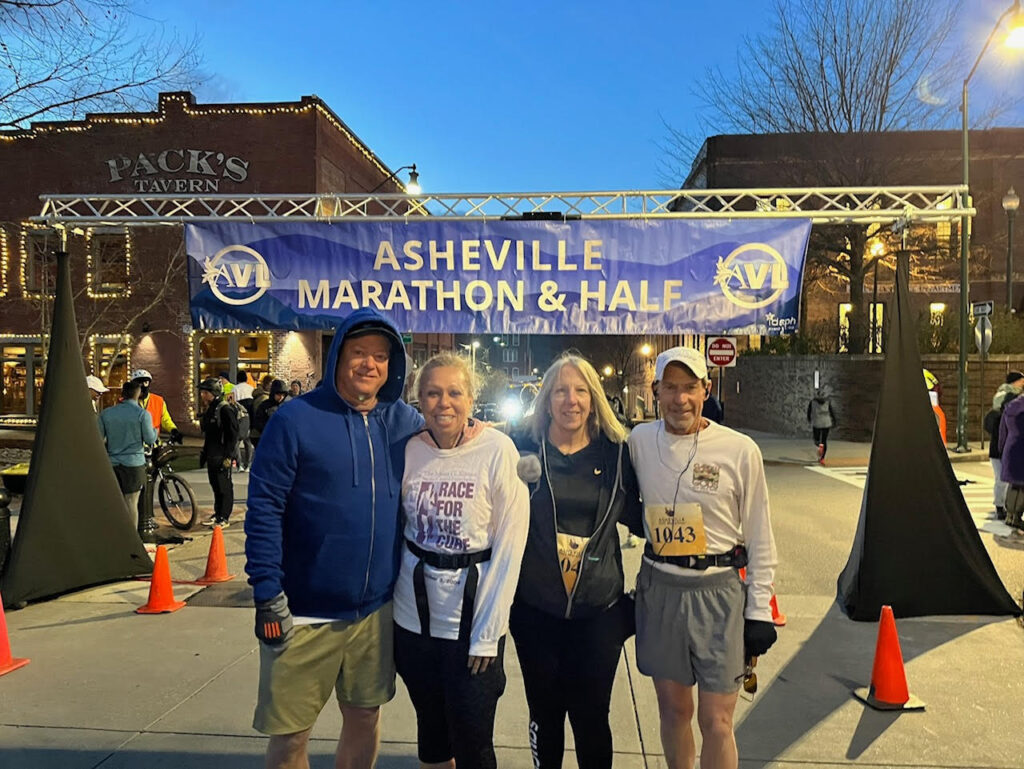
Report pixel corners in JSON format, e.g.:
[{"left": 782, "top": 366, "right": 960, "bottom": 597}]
[{"left": 186, "top": 220, "right": 810, "bottom": 334}]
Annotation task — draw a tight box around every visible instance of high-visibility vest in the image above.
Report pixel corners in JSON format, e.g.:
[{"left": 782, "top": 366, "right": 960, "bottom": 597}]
[{"left": 144, "top": 393, "right": 165, "bottom": 432}]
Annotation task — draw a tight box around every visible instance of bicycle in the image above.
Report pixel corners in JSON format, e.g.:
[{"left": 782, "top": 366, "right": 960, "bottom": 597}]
[{"left": 147, "top": 443, "right": 200, "bottom": 530}]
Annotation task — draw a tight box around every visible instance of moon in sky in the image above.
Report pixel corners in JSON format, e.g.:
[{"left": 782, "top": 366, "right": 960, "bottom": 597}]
[{"left": 915, "top": 75, "right": 945, "bottom": 106}]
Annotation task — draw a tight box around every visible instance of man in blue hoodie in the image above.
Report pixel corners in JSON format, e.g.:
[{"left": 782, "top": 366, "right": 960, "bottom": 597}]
[{"left": 245, "top": 308, "right": 423, "bottom": 769}]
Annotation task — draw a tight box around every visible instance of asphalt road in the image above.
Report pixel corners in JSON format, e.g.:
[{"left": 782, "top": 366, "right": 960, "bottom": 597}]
[{"left": 766, "top": 462, "right": 1024, "bottom": 605}]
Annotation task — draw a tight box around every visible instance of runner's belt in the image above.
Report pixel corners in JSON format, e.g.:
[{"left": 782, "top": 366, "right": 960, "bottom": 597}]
[
  {"left": 406, "top": 539, "right": 492, "bottom": 640},
  {"left": 643, "top": 543, "right": 748, "bottom": 570}
]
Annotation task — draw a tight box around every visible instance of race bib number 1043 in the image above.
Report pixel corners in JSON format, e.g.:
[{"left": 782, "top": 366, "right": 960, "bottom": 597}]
[{"left": 644, "top": 502, "right": 708, "bottom": 557}]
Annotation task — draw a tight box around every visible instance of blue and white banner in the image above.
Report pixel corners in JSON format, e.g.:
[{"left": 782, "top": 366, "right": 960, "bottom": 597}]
[{"left": 186, "top": 220, "right": 810, "bottom": 334}]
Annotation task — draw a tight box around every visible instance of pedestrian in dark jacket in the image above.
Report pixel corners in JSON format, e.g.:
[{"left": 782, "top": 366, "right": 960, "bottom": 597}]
[
  {"left": 806, "top": 388, "right": 836, "bottom": 463},
  {"left": 998, "top": 393, "right": 1024, "bottom": 537},
  {"left": 251, "top": 379, "right": 288, "bottom": 446},
  {"left": 702, "top": 391, "right": 724, "bottom": 424},
  {"left": 511, "top": 354, "right": 642, "bottom": 769},
  {"left": 198, "top": 377, "right": 240, "bottom": 527},
  {"left": 986, "top": 372, "right": 1024, "bottom": 519}
]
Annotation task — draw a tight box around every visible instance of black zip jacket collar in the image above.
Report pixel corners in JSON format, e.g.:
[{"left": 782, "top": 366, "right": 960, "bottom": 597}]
[{"left": 512, "top": 431, "right": 642, "bottom": 620}]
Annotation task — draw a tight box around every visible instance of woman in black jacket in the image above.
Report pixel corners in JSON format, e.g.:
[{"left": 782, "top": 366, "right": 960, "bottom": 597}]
[{"left": 511, "top": 354, "right": 642, "bottom": 769}]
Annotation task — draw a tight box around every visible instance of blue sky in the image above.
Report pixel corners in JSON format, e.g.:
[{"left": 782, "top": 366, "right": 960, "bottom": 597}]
[{"left": 153, "top": 1, "right": 1024, "bottom": 193}]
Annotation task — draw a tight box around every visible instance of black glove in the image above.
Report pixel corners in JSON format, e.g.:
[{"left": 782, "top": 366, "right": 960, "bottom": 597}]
[
  {"left": 169, "top": 429, "right": 183, "bottom": 444},
  {"left": 255, "top": 592, "right": 294, "bottom": 650},
  {"left": 198, "top": 450, "right": 206, "bottom": 468},
  {"left": 744, "top": 619, "right": 777, "bottom": 657}
]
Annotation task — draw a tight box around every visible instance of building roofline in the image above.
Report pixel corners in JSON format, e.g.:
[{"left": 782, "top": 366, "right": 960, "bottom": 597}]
[{"left": 0, "top": 91, "right": 396, "bottom": 179}]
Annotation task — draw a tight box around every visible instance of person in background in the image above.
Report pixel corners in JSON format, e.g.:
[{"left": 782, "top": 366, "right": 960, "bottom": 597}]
[
  {"left": 130, "top": 369, "right": 182, "bottom": 443},
  {"left": 394, "top": 352, "right": 529, "bottom": 769},
  {"left": 198, "top": 377, "right": 239, "bottom": 528},
  {"left": 233, "top": 370, "right": 255, "bottom": 472},
  {"left": 225, "top": 389, "right": 251, "bottom": 473},
  {"left": 218, "top": 371, "right": 235, "bottom": 397},
  {"left": 289, "top": 379, "right": 303, "bottom": 397},
  {"left": 806, "top": 387, "right": 836, "bottom": 463},
  {"left": 252, "top": 373, "right": 275, "bottom": 413},
  {"left": 985, "top": 371, "right": 1024, "bottom": 521},
  {"left": 702, "top": 390, "right": 724, "bottom": 424},
  {"left": 98, "top": 380, "right": 157, "bottom": 530},
  {"left": 998, "top": 389, "right": 1024, "bottom": 538},
  {"left": 245, "top": 310, "right": 423, "bottom": 769},
  {"left": 87, "top": 375, "right": 109, "bottom": 413},
  {"left": 511, "top": 354, "right": 642, "bottom": 769},
  {"left": 252, "top": 379, "right": 289, "bottom": 447}
]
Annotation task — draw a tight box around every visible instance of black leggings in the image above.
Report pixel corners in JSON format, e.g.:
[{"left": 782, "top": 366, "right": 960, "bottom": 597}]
[
  {"left": 509, "top": 601, "right": 627, "bottom": 769},
  {"left": 394, "top": 625, "right": 506, "bottom": 769},
  {"left": 206, "top": 464, "right": 233, "bottom": 520},
  {"left": 813, "top": 427, "right": 830, "bottom": 457}
]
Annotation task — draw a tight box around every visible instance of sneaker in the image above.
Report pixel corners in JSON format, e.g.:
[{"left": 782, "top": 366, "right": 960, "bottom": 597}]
[
  {"left": 990, "top": 508, "right": 1006, "bottom": 521},
  {"left": 816, "top": 443, "right": 824, "bottom": 460},
  {"left": 623, "top": 534, "right": 640, "bottom": 549},
  {"left": 201, "top": 517, "right": 219, "bottom": 527},
  {"left": 216, "top": 519, "right": 231, "bottom": 530}
]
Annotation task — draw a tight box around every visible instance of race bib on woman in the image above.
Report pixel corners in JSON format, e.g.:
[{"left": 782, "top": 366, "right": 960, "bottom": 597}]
[
  {"left": 644, "top": 502, "right": 708, "bottom": 556},
  {"left": 556, "top": 533, "right": 589, "bottom": 596}
]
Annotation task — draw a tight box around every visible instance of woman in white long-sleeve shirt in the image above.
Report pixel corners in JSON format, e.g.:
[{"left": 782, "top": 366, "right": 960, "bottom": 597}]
[{"left": 393, "top": 352, "right": 529, "bottom": 769}]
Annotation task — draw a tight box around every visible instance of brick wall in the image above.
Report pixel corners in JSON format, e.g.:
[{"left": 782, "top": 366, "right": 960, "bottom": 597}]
[{"left": 724, "top": 354, "right": 1024, "bottom": 442}]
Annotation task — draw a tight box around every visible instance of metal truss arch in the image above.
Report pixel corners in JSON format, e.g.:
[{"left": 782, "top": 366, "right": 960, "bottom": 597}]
[{"left": 35, "top": 186, "right": 972, "bottom": 226}]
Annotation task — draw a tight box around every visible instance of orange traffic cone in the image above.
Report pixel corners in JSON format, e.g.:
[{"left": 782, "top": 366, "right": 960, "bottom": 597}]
[
  {"left": 770, "top": 593, "right": 787, "bottom": 626},
  {"left": 853, "top": 605, "right": 925, "bottom": 711},
  {"left": 136, "top": 545, "right": 186, "bottom": 614},
  {"left": 193, "top": 525, "right": 235, "bottom": 585},
  {"left": 0, "top": 592, "right": 30, "bottom": 677}
]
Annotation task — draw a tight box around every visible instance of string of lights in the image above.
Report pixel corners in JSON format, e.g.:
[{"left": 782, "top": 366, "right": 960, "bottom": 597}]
[{"left": 0, "top": 92, "right": 395, "bottom": 183}]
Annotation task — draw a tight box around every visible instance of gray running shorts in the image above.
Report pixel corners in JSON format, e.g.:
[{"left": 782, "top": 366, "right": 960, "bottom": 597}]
[{"left": 634, "top": 560, "right": 745, "bottom": 693}]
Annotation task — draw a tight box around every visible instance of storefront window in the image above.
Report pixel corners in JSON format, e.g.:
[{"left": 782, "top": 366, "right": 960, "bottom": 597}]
[
  {"left": 196, "top": 333, "right": 271, "bottom": 387},
  {"left": 23, "top": 229, "right": 57, "bottom": 297},
  {"left": 1, "top": 341, "right": 45, "bottom": 417},
  {"left": 88, "top": 228, "right": 130, "bottom": 295}
]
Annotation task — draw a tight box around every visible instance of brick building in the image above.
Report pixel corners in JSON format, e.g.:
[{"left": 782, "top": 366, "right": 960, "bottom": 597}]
[
  {"left": 684, "top": 129, "right": 1024, "bottom": 352},
  {"left": 0, "top": 92, "right": 452, "bottom": 429}
]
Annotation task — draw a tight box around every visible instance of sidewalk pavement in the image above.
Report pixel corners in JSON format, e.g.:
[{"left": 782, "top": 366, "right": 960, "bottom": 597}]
[{"left": 2, "top": 436, "right": 1022, "bottom": 768}]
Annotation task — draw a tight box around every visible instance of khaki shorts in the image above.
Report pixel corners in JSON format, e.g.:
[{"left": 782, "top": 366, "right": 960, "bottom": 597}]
[
  {"left": 253, "top": 602, "right": 396, "bottom": 735},
  {"left": 635, "top": 561, "right": 745, "bottom": 693}
]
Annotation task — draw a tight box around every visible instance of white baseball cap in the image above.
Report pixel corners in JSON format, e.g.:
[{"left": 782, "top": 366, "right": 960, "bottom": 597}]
[
  {"left": 86, "top": 375, "right": 109, "bottom": 393},
  {"left": 655, "top": 346, "right": 708, "bottom": 382}
]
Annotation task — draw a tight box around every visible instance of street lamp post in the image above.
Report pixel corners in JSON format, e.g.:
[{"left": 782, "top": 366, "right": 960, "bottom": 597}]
[
  {"left": 369, "top": 164, "right": 421, "bottom": 194},
  {"left": 1005, "top": 187, "right": 1020, "bottom": 311},
  {"left": 956, "top": 1, "right": 1024, "bottom": 452}
]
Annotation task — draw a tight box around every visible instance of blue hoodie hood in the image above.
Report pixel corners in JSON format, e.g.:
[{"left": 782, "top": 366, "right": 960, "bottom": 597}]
[{"left": 324, "top": 307, "right": 408, "bottom": 407}]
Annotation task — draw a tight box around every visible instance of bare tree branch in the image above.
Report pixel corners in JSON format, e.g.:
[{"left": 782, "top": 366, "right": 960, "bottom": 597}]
[
  {"left": 662, "top": 0, "right": 1020, "bottom": 352},
  {"left": 0, "top": 0, "right": 202, "bottom": 128}
]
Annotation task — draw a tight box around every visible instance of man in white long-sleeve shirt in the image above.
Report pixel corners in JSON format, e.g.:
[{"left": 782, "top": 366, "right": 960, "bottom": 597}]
[{"left": 628, "top": 347, "right": 778, "bottom": 769}]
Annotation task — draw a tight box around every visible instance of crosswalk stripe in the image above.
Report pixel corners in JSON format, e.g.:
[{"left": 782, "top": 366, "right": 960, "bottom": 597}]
[{"left": 806, "top": 464, "right": 1014, "bottom": 535}]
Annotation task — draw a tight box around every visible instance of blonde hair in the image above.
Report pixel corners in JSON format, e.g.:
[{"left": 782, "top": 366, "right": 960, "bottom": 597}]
[
  {"left": 527, "top": 355, "right": 628, "bottom": 445},
  {"left": 415, "top": 352, "right": 479, "bottom": 404}
]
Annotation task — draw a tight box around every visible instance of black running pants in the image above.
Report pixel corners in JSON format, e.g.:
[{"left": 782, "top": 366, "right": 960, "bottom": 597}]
[
  {"left": 509, "top": 600, "right": 627, "bottom": 769},
  {"left": 813, "top": 427, "right": 830, "bottom": 457},
  {"left": 394, "top": 625, "right": 507, "bottom": 769},
  {"left": 206, "top": 464, "right": 233, "bottom": 521}
]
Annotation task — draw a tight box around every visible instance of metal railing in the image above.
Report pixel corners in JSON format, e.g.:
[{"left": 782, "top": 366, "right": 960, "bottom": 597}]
[{"left": 35, "top": 186, "right": 973, "bottom": 225}]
